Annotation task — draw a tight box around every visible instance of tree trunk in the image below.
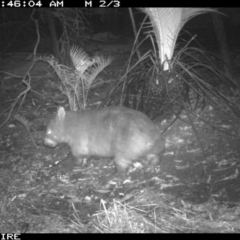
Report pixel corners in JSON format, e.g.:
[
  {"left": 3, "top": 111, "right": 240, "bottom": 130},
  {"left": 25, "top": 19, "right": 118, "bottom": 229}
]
[
  {"left": 46, "top": 9, "right": 59, "bottom": 58},
  {"left": 211, "top": 12, "right": 232, "bottom": 79}
]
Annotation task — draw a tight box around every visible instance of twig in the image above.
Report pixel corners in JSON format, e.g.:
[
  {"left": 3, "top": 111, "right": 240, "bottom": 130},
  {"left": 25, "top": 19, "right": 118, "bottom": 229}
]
[{"left": 0, "top": 9, "right": 40, "bottom": 129}]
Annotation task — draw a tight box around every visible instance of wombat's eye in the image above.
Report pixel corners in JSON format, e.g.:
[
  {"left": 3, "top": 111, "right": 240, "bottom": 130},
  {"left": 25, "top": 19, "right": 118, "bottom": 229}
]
[{"left": 47, "top": 129, "right": 52, "bottom": 135}]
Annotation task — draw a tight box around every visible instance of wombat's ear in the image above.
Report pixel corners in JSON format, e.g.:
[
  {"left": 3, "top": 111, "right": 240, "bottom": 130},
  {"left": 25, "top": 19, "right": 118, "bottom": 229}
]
[{"left": 57, "top": 107, "right": 66, "bottom": 120}]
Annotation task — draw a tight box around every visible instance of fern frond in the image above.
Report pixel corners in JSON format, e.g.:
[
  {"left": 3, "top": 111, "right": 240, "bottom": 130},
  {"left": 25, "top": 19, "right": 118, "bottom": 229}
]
[{"left": 84, "top": 55, "right": 114, "bottom": 88}]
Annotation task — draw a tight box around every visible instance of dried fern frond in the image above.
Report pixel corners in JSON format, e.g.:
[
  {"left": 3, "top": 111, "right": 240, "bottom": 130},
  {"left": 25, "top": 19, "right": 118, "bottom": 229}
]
[{"left": 142, "top": 8, "right": 218, "bottom": 70}]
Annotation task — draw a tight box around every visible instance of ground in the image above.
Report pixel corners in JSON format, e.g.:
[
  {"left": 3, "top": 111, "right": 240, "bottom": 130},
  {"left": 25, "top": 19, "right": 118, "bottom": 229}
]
[{"left": 0, "top": 38, "right": 240, "bottom": 233}]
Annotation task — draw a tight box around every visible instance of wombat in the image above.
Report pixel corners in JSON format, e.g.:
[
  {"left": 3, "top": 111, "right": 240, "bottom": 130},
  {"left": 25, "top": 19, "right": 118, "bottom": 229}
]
[{"left": 44, "top": 106, "right": 164, "bottom": 179}]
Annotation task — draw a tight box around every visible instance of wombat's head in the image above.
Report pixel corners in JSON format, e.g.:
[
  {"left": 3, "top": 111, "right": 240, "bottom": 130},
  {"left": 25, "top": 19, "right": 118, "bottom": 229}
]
[{"left": 44, "top": 107, "right": 66, "bottom": 148}]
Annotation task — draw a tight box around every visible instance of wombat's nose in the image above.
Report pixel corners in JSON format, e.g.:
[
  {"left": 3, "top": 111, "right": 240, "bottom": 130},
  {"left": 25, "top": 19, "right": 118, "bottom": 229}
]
[{"left": 44, "top": 137, "right": 57, "bottom": 147}]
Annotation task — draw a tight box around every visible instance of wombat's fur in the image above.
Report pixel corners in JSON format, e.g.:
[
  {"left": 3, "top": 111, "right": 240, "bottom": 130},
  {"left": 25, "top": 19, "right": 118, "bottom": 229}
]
[{"left": 44, "top": 106, "right": 164, "bottom": 178}]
